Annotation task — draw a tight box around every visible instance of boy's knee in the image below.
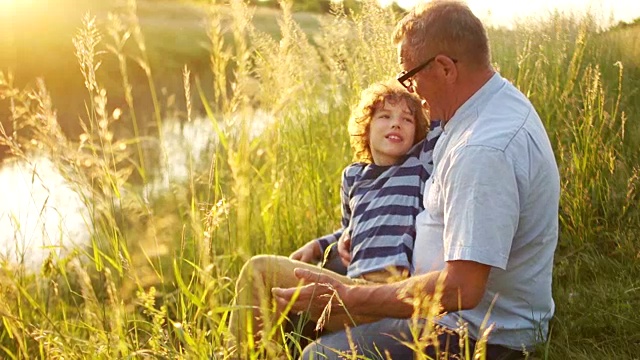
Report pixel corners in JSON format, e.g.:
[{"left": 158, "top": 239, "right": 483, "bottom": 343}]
[
  {"left": 237, "top": 255, "right": 284, "bottom": 286},
  {"left": 239, "top": 255, "right": 269, "bottom": 276}
]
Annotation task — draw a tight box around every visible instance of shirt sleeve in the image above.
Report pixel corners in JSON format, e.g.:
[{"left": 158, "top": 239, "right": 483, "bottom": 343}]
[
  {"left": 315, "top": 165, "right": 355, "bottom": 254},
  {"left": 441, "top": 145, "right": 519, "bottom": 270}
]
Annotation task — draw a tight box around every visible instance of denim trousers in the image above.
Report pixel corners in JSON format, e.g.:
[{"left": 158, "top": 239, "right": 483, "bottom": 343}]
[{"left": 301, "top": 318, "right": 527, "bottom": 360}]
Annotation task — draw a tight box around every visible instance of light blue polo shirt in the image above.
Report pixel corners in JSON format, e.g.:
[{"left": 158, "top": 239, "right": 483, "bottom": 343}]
[{"left": 412, "top": 73, "right": 560, "bottom": 350}]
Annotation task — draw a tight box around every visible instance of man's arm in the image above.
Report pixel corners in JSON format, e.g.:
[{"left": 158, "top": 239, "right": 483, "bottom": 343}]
[
  {"left": 272, "top": 259, "right": 490, "bottom": 321},
  {"left": 346, "top": 259, "right": 491, "bottom": 318}
]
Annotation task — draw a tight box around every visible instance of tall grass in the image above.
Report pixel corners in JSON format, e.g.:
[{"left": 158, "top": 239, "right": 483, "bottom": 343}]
[{"left": 0, "top": 0, "right": 639, "bottom": 358}]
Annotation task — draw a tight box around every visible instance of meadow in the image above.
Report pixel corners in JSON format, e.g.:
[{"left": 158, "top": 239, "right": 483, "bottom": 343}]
[{"left": 0, "top": 0, "right": 639, "bottom": 359}]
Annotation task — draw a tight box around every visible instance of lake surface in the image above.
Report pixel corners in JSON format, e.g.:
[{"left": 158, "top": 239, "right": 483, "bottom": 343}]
[
  {"left": 0, "top": 112, "right": 273, "bottom": 271},
  {"left": 0, "top": 157, "right": 91, "bottom": 270}
]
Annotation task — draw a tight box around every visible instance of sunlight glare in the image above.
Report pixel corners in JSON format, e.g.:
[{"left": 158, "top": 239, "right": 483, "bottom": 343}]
[
  {"left": 0, "top": 0, "right": 40, "bottom": 12},
  {"left": 385, "top": 0, "right": 640, "bottom": 28},
  {"left": 0, "top": 0, "right": 16, "bottom": 9},
  {"left": 0, "top": 158, "right": 92, "bottom": 270}
]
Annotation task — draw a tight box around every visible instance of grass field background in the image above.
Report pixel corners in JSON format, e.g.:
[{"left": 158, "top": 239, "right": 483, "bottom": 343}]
[{"left": 0, "top": 0, "right": 639, "bottom": 358}]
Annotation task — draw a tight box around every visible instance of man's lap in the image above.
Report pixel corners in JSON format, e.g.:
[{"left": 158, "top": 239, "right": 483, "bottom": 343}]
[
  {"left": 300, "top": 319, "right": 527, "bottom": 360},
  {"left": 300, "top": 318, "right": 414, "bottom": 360}
]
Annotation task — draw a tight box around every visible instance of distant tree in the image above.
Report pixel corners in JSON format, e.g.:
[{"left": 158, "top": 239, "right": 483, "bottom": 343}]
[
  {"left": 610, "top": 17, "right": 640, "bottom": 30},
  {"left": 247, "top": 0, "right": 279, "bottom": 9},
  {"left": 189, "top": 0, "right": 403, "bottom": 15},
  {"left": 247, "top": 0, "right": 361, "bottom": 14},
  {"left": 389, "top": 2, "right": 407, "bottom": 16}
]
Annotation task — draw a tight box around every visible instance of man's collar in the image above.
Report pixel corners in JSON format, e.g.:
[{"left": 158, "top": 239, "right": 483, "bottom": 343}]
[{"left": 441, "top": 72, "right": 502, "bottom": 134}]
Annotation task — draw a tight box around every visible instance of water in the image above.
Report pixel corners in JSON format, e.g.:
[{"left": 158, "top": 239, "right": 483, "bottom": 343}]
[
  {"left": 143, "top": 116, "right": 218, "bottom": 200},
  {"left": 0, "top": 157, "right": 91, "bottom": 271},
  {"left": 0, "top": 111, "right": 275, "bottom": 271},
  {"left": 143, "top": 111, "right": 274, "bottom": 200}
]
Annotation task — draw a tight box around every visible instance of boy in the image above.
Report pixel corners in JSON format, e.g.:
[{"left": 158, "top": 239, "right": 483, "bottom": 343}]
[{"left": 229, "top": 80, "right": 441, "bottom": 348}]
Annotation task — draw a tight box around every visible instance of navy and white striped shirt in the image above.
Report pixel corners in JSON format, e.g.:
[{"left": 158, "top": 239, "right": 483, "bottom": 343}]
[{"left": 315, "top": 125, "right": 442, "bottom": 278}]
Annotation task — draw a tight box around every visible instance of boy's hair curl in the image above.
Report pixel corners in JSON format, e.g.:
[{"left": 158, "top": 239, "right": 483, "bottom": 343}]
[{"left": 349, "top": 80, "right": 429, "bottom": 163}]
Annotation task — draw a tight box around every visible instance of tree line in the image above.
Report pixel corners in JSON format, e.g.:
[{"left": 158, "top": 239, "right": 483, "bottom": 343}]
[{"left": 189, "top": 0, "right": 406, "bottom": 14}]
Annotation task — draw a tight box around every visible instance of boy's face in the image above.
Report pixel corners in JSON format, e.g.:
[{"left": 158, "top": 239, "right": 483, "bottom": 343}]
[{"left": 369, "top": 98, "right": 416, "bottom": 166}]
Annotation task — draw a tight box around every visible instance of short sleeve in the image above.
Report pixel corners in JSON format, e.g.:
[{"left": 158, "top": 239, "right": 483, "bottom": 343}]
[{"left": 441, "top": 146, "right": 519, "bottom": 269}]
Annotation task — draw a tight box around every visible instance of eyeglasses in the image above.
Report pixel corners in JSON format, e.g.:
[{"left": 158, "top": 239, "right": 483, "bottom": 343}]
[{"left": 397, "top": 56, "right": 458, "bottom": 91}]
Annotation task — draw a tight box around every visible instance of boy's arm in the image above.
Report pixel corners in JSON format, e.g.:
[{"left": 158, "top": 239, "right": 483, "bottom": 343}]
[
  {"left": 289, "top": 240, "right": 322, "bottom": 263},
  {"left": 316, "top": 165, "right": 353, "bottom": 254},
  {"left": 290, "top": 165, "right": 355, "bottom": 264}
]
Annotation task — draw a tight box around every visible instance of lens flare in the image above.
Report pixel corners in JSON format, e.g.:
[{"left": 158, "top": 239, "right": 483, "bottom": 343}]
[{"left": 0, "top": 0, "right": 16, "bottom": 9}]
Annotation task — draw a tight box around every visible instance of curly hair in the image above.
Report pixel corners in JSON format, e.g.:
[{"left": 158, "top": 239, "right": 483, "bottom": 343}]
[{"left": 348, "top": 80, "right": 429, "bottom": 163}]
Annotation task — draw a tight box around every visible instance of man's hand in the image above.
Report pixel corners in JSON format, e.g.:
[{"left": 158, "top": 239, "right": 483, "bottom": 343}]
[
  {"left": 271, "top": 268, "right": 350, "bottom": 322},
  {"left": 337, "top": 232, "right": 352, "bottom": 267},
  {"left": 289, "top": 240, "right": 322, "bottom": 264}
]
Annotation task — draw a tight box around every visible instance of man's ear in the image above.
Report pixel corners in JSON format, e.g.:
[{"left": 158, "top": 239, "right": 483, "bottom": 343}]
[{"left": 436, "top": 55, "right": 458, "bottom": 83}]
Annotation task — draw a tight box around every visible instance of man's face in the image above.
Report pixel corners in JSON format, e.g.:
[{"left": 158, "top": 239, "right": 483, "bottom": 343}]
[{"left": 398, "top": 42, "right": 445, "bottom": 121}]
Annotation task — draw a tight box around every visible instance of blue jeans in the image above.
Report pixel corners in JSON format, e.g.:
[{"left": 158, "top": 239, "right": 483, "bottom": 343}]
[
  {"left": 300, "top": 318, "right": 414, "bottom": 359},
  {"left": 301, "top": 318, "right": 526, "bottom": 360}
]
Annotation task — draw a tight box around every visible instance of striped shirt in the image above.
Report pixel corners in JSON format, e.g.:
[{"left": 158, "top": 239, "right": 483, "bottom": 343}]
[{"left": 315, "top": 125, "right": 442, "bottom": 278}]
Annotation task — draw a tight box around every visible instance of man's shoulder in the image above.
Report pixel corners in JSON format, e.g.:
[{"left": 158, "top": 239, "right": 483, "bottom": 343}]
[{"left": 466, "top": 84, "right": 544, "bottom": 153}]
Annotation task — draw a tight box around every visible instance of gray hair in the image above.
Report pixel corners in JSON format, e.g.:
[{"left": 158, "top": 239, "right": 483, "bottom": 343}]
[{"left": 393, "top": 0, "right": 491, "bottom": 69}]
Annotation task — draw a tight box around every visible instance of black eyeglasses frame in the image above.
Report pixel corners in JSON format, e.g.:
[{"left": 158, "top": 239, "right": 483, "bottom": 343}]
[{"left": 397, "top": 56, "right": 458, "bottom": 90}]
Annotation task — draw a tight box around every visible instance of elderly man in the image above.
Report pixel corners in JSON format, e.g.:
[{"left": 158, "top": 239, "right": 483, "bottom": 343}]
[{"left": 273, "top": 1, "right": 560, "bottom": 359}]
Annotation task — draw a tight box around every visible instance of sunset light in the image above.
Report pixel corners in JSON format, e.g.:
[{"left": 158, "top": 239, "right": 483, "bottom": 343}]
[
  {"left": 0, "top": 0, "right": 34, "bottom": 15},
  {"left": 388, "top": 0, "right": 640, "bottom": 28},
  {"left": 0, "top": 0, "right": 638, "bottom": 357},
  {"left": 0, "top": 0, "right": 15, "bottom": 10}
]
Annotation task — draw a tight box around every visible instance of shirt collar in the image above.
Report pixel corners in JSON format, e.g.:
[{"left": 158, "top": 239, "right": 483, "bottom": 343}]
[{"left": 441, "top": 72, "right": 503, "bottom": 135}]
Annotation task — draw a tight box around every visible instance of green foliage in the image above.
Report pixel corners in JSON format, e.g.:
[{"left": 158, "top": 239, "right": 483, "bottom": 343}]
[
  {"left": 0, "top": 0, "right": 639, "bottom": 359},
  {"left": 246, "top": 0, "right": 361, "bottom": 14},
  {"left": 610, "top": 16, "right": 640, "bottom": 30}
]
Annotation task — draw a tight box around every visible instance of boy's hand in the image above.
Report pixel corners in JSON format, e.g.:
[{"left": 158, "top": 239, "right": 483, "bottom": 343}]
[
  {"left": 337, "top": 232, "right": 352, "bottom": 267},
  {"left": 272, "top": 268, "right": 351, "bottom": 321},
  {"left": 289, "top": 240, "right": 321, "bottom": 264}
]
